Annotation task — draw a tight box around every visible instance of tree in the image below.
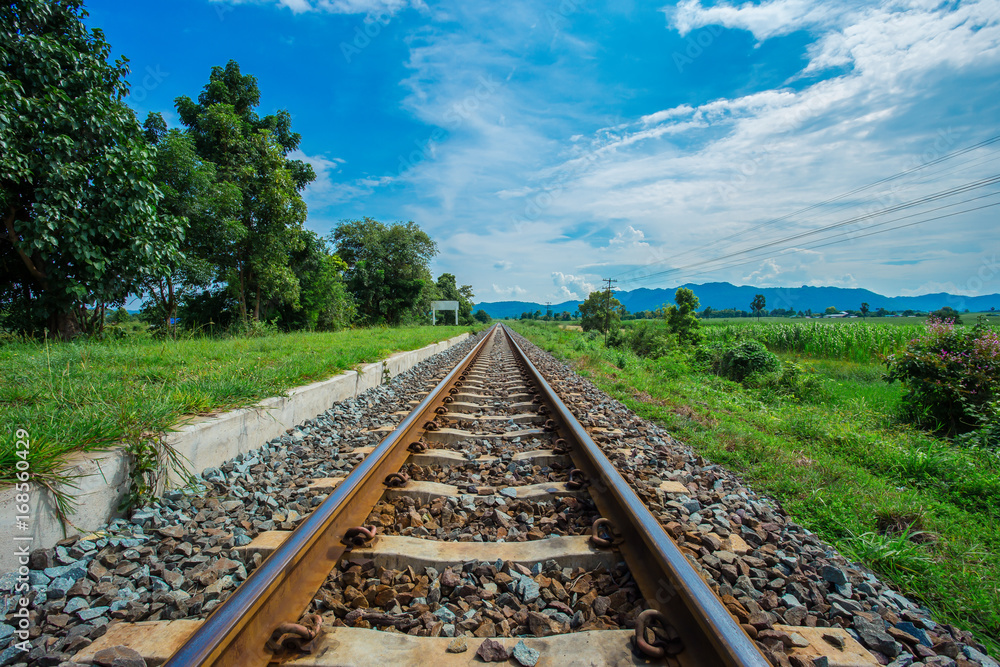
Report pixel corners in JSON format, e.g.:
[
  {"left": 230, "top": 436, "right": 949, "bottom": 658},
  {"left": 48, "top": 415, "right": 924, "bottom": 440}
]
[
  {"left": 579, "top": 290, "right": 623, "bottom": 334},
  {"left": 139, "top": 116, "right": 242, "bottom": 334},
  {"left": 332, "top": 218, "right": 437, "bottom": 324},
  {"left": 750, "top": 294, "right": 766, "bottom": 322},
  {"left": 860, "top": 302, "right": 870, "bottom": 319},
  {"left": 930, "top": 307, "right": 963, "bottom": 325},
  {"left": 473, "top": 309, "right": 490, "bottom": 324},
  {"left": 1, "top": 0, "right": 181, "bottom": 338},
  {"left": 433, "top": 273, "right": 474, "bottom": 325},
  {"left": 175, "top": 60, "right": 316, "bottom": 323},
  {"left": 268, "top": 230, "right": 355, "bottom": 331},
  {"left": 825, "top": 306, "right": 840, "bottom": 315},
  {"left": 662, "top": 287, "right": 702, "bottom": 345}
]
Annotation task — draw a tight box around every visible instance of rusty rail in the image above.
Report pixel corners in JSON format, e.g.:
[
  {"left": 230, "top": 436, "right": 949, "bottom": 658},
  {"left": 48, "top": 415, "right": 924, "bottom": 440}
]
[
  {"left": 163, "top": 326, "right": 499, "bottom": 667},
  {"left": 503, "top": 323, "right": 769, "bottom": 667}
]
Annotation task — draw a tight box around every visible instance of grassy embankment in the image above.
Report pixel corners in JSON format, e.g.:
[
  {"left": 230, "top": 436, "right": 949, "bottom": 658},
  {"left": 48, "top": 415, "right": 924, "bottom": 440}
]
[
  {"left": 0, "top": 326, "right": 476, "bottom": 490},
  {"left": 509, "top": 319, "right": 1000, "bottom": 653}
]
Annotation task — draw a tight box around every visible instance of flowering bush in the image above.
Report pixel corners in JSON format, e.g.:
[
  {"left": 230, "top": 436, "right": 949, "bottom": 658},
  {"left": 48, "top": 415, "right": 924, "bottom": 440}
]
[{"left": 886, "top": 317, "right": 1000, "bottom": 435}]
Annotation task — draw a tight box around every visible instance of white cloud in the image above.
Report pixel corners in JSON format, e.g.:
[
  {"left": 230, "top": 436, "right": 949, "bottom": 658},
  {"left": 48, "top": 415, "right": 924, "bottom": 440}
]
[
  {"left": 492, "top": 283, "right": 527, "bottom": 297},
  {"left": 551, "top": 272, "right": 595, "bottom": 299},
  {"left": 291, "top": 149, "right": 397, "bottom": 210},
  {"left": 494, "top": 260, "right": 513, "bottom": 270},
  {"left": 742, "top": 258, "right": 782, "bottom": 284},
  {"left": 669, "top": 0, "right": 846, "bottom": 41},
  {"left": 609, "top": 225, "right": 649, "bottom": 248}
]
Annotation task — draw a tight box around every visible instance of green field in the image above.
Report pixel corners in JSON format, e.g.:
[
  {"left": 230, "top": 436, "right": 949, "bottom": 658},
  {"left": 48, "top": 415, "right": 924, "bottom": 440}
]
[
  {"left": 510, "top": 320, "right": 1000, "bottom": 653},
  {"left": 0, "top": 326, "right": 475, "bottom": 494}
]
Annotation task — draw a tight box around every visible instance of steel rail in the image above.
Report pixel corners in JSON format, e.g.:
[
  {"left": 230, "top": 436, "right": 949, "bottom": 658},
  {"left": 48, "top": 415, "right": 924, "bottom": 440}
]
[
  {"left": 503, "top": 324, "right": 770, "bottom": 667},
  {"left": 164, "top": 325, "right": 499, "bottom": 667}
]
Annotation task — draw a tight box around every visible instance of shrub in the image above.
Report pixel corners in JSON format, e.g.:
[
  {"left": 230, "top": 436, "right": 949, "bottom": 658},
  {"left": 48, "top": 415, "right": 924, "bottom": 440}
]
[
  {"left": 626, "top": 320, "right": 678, "bottom": 358},
  {"left": 694, "top": 341, "right": 729, "bottom": 373},
  {"left": 747, "top": 361, "right": 826, "bottom": 402},
  {"left": 719, "top": 340, "right": 781, "bottom": 382},
  {"left": 886, "top": 317, "right": 999, "bottom": 434},
  {"left": 606, "top": 327, "right": 627, "bottom": 349},
  {"left": 651, "top": 350, "right": 690, "bottom": 379}
]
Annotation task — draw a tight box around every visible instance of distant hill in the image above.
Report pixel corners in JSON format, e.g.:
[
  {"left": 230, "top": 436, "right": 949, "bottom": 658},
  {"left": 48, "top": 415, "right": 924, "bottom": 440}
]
[{"left": 477, "top": 282, "right": 1000, "bottom": 318}]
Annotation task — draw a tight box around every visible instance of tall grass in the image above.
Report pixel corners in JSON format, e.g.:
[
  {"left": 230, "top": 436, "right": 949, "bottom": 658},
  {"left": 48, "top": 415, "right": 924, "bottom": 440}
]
[
  {"left": 703, "top": 321, "right": 925, "bottom": 362},
  {"left": 0, "top": 326, "right": 475, "bottom": 491}
]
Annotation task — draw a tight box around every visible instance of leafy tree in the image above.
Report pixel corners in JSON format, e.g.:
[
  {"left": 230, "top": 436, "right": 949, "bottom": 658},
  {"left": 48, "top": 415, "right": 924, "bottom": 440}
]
[
  {"left": 661, "top": 287, "right": 702, "bottom": 345},
  {"left": 1, "top": 0, "right": 180, "bottom": 338},
  {"left": 579, "top": 290, "right": 623, "bottom": 334},
  {"left": 860, "top": 302, "right": 870, "bottom": 319},
  {"left": 929, "top": 306, "right": 962, "bottom": 325},
  {"left": 139, "top": 115, "right": 242, "bottom": 334},
  {"left": 269, "top": 230, "right": 355, "bottom": 331},
  {"left": 473, "top": 309, "right": 491, "bottom": 324},
  {"left": 825, "top": 306, "right": 840, "bottom": 315},
  {"left": 332, "top": 218, "right": 437, "bottom": 325},
  {"left": 433, "top": 273, "right": 474, "bottom": 325},
  {"left": 750, "top": 294, "right": 766, "bottom": 321},
  {"left": 175, "top": 60, "right": 315, "bottom": 322}
]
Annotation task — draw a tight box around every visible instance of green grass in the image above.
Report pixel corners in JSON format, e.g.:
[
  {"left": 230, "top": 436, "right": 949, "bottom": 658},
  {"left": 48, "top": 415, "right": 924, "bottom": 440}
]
[
  {"left": 0, "top": 326, "right": 476, "bottom": 490},
  {"left": 510, "top": 320, "right": 1000, "bottom": 653}
]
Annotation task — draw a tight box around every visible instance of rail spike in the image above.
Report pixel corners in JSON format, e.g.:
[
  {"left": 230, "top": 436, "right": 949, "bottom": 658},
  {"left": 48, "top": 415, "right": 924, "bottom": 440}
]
[
  {"left": 565, "top": 468, "right": 588, "bottom": 489},
  {"left": 341, "top": 525, "right": 378, "bottom": 547},
  {"left": 590, "top": 517, "right": 622, "bottom": 548},
  {"left": 384, "top": 472, "right": 409, "bottom": 488},
  {"left": 266, "top": 613, "right": 322, "bottom": 654},
  {"left": 634, "top": 609, "right": 684, "bottom": 658}
]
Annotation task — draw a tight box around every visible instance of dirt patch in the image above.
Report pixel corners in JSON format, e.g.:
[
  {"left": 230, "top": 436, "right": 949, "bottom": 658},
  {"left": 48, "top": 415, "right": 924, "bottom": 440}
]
[{"left": 630, "top": 391, "right": 718, "bottom": 428}]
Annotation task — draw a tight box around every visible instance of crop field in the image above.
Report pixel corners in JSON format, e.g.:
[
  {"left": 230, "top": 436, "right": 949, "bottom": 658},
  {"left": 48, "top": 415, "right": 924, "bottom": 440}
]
[{"left": 700, "top": 321, "right": 926, "bottom": 362}]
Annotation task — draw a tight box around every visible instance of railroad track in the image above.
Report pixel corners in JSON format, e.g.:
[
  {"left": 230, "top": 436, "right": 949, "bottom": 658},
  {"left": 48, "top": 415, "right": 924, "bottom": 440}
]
[{"left": 78, "top": 324, "right": 771, "bottom": 666}]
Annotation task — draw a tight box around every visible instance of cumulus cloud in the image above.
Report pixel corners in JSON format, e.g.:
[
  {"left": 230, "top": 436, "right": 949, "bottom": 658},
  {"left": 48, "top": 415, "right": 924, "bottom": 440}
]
[
  {"left": 609, "top": 225, "right": 649, "bottom": 248},
  {"left": 551, "top": 272, "right": 595, "bottom": 299}
]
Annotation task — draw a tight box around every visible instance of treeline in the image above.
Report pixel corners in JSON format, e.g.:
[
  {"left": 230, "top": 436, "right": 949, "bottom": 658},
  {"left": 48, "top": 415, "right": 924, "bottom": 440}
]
[{"left": 0, "top": 3, "right": 477, "bottom": 339}]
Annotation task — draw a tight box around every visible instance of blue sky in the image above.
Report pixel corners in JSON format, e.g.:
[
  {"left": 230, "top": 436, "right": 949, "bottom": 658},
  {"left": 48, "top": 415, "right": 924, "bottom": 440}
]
[{"left": 87, "top": 0, "right": 1000, "bottom": 303}]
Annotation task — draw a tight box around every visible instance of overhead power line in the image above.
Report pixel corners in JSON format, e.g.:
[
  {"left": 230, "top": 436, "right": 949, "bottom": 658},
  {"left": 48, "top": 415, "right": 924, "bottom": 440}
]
[
  {"left": 612, "top": 132, "right": 1000, "bottom": 283},
  {"left": 617, "top": 174, "right": 1000, "bottom": 287}
]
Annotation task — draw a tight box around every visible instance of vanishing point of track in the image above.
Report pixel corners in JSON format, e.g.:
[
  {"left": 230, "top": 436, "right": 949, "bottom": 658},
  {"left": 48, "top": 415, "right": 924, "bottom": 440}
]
[{"left": 152, "top": 324, "right": 769, "bottom": 666}]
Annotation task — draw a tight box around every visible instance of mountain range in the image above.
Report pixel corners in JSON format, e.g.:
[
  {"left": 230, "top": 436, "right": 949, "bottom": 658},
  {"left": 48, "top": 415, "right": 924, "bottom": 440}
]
[{"left": 477, "top": 282, "right": 1000, "bottom": 319}]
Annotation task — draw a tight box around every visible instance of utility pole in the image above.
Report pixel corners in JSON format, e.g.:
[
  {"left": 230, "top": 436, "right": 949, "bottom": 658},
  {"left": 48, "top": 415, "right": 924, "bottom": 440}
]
[
  {"left": 602, "top": 278, "right": 617, "bottom": 346},
  {"left": 545, "top": 302, "right": 552, "bottom": 320}
]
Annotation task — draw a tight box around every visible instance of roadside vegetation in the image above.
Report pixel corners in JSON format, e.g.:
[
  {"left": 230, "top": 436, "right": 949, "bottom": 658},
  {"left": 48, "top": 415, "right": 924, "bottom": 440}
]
[
  {"left": 0, "top": 326, "right": 476, "bottom": 508},
  {"left": 508, "top": 297, "right": 1000, "bottom": 652}
]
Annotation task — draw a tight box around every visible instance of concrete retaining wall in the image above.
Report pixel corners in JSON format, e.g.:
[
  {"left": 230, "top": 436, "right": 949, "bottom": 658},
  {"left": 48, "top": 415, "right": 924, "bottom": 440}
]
[{"left": 0, "top": 333, "right": 469, "bottom": 574}]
